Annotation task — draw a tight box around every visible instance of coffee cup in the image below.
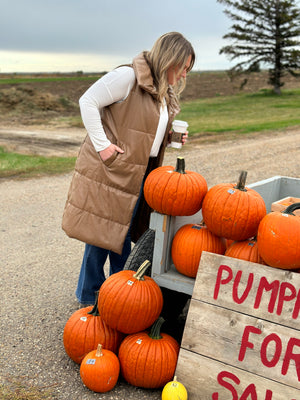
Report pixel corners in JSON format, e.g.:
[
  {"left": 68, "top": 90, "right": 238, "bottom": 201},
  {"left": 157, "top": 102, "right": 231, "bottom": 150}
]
[{"left": 170, "top": 120, "right": 188, "bottom": 149}]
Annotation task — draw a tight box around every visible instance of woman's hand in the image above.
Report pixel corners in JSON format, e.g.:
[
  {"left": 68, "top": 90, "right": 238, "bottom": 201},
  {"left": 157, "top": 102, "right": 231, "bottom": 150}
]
[
  {"left": 167, "top": 130, "right": 189, "bottom": 146},
  {"left": 99, "top": 144, "right": 124, "bottom": 161},
  {"left": 182, "top": 131, "right": 188, "bottom": 145}
]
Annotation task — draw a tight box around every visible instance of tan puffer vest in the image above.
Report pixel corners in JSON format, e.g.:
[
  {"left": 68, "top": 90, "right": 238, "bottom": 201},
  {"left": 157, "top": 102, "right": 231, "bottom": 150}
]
[{"left": 62, "top": 52, "right": 180, "bottom": 254}]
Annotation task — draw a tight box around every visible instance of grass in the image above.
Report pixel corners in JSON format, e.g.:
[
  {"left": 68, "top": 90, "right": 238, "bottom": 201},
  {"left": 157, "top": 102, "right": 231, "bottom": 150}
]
[
  {"left": 0, "top": 147, "right": 76, "bottom": 179},
  {"left": 0, "top": 75, "right": 100, "bottom": 85},
  {"left": 1, "top": 88, "right": 299, "bottom": 179},
  {"left": 54, "top": 116, "right": 84, "bottom": 128},
  {"left": 178, "top": 88, "right": 300, "bottom": 136},
  {"left": 51, "top": 88, "right": 300, "bottom": 137}
]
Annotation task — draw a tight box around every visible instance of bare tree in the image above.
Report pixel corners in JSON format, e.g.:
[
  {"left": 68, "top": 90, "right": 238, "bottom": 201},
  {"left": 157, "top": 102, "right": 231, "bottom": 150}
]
[{"left": 218, "top": 0, "right": 300, "bottom": 94}]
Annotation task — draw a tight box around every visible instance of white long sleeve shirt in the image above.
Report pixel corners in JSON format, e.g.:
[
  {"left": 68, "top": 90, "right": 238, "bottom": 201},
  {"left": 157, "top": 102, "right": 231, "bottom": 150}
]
[{"left": 79, "top": 66, "right": 169, "bottom": 157}]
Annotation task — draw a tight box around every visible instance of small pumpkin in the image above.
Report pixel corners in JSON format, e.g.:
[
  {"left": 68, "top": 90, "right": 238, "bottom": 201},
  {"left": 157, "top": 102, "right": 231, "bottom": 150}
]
[
  {"left": 162, "top": 376, "right": 188, "bottom": 400},
  {"left": 144, "top": 157, "right": 207, "bottom": 216},
  {"left": 63, "top": 292, "right": 124, "bottom": 364},
  {"left": 118, "top": 317, "right": 179, "bottom": 389},
  {"left": 80, "top": 344, "right": 120, "bottom": 393},
  {"left": 257, "top": 202, "right": 300, "bottom": 269},
  {"left": 225, "top": 238, "right": 266, "bottom": 265},
  {"left": 98, "top": 260, "right": 163, "bottom": 334},
  {"left": 171, "top": 223, "right": 226, "bottom": 278},
  {"left": 202, "top": 171, "right": 266, "bottom": 241}
]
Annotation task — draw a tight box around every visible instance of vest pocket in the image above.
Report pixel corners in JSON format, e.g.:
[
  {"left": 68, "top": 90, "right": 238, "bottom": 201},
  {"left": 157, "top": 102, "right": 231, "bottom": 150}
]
[{"left": 101, "top": 151, "right": 118, "bottom": 167}]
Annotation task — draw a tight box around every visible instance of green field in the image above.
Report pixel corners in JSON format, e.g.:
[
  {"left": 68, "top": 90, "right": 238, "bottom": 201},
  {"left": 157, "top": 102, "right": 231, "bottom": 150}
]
[
  {"left": 178, "top": 89, "right": 300, "bottom": 136},
  {"left": 0, "top": 147, "right": 76, "bottom": 179},
  {"left": 0, "top": 74, "right": 99, "bottom": 85},
  {"left": 1, "top": 88, "right": 299, "bottom": 179}
]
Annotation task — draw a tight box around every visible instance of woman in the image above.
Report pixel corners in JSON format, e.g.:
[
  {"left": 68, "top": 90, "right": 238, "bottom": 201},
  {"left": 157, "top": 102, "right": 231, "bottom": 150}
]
[{"left": 62, "top": 32, "right": 195, "bottom": 305}]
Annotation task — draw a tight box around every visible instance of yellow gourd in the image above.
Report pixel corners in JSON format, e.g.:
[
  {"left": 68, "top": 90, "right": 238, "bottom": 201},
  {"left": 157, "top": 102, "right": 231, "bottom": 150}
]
[{"left": 162, "top": 376, "right": 188, "bottom": 400}]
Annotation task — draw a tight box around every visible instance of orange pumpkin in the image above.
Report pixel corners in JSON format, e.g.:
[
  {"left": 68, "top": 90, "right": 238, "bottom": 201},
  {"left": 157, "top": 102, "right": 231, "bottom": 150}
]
[
  {"left": 202, "top": 171, "right": 266, "bottom": 241},
  {"left": 257, "top": 203, "right": 300, "bottom": 269},
  {"left": 80, "top": 344, "right": 120, "bottom": 392},
  {"left": 63, "top": 293, "right": 124, "bottom": 364},
  {"left": 171, "top": 223, "right": 226, "bottom": 277},
  {"left": 144, "top": 157, "right": 207, "bottom": 216},
  {"left": 98, "top": 260, "right": 163, "bottom": 334},
  {"left": 225, "top": 238, "right": 266, "bottom": 265},
  {"left": 224, "top": 238, "right": 234, "bottom": 249},
  {"left": 118, "top": 317, "right": 179, "bottom": 389}
]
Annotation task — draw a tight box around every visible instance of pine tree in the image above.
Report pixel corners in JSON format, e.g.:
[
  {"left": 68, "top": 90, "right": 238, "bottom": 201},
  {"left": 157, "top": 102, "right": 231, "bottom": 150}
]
[{"left": 217, "top": 0, "right": 300, "bottom": 94}]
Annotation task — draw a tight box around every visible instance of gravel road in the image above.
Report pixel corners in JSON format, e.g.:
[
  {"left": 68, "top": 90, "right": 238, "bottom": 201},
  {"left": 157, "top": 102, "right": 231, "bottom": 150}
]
[{"left": 1, "top": 127, "right": 300, "bottom": 399}]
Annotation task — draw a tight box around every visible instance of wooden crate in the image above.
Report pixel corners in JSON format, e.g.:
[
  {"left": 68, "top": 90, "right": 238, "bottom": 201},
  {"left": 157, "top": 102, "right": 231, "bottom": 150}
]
[
  {"left": 248, "top": 175, "right": 300, "bottom": 213},
  {"left": 175, "top": 252, "right": 300, "bottom": 399},
  {"left": 271, "top": 196, "right": 300, "bottom": 215},
  {"left": 150, "top": 176, "right": 300, "bottom": 295}
]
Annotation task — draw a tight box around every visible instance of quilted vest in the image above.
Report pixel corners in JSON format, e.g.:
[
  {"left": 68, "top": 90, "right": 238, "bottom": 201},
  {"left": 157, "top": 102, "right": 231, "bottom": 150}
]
[{"left": 62, "top": 52, "right": 180, "bottom": 254}]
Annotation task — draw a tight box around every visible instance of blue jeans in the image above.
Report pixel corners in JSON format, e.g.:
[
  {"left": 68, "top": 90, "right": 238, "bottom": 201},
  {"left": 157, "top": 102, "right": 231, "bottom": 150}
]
[
  {"left": 75, "top": 185, "right": 143, "bottom": 305},
  {"left": 75, "top": 230, "right": 132, "bottom": 304}
]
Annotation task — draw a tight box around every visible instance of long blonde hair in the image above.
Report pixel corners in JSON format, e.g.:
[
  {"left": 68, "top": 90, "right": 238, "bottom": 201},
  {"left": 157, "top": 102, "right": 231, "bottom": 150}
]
[{"left": 146, "top": 32, "right": 195, "bottom": 105}]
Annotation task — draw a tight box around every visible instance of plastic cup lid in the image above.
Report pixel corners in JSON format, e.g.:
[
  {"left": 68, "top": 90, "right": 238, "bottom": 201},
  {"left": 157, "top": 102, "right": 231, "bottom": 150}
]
[{"left": 172, "top": 120, "right": 189, "bottom": 128}]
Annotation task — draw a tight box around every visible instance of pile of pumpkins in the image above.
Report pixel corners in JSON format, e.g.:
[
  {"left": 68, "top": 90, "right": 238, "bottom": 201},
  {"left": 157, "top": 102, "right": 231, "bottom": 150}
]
[
  {"left": 63, "top": 156, "right": 299, "bottom": 396},
  {"left": 63, "top": 260, "right": 187, "bottom": 398},
  {"left": 144, "top": 157, "right": 300, "bottom": 275}
]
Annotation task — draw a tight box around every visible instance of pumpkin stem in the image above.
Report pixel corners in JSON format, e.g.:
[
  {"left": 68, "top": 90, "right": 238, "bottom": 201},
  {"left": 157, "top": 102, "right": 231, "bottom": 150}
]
[
  {"left": 234, "top": 170, "right": 248, "bottom": 191},
  {"left": 96, "top": 344, "right": 103, "bottom": 357},
  {"left": 283, "top": 202, "right": 300, "bottom": 215},
  {"left": 87, "top": 290, "right": 100, "bottom": 316},
  {"left": 172, "top": 376, "right": 179, "bottom": 387},
  {"left": 133, "top": 260, "right": 151, "bottom": 281},
  {"left": 149, "top": 316, "right": 165, "bottom": 340},
  {"left": 175, "top": 157, "right": 186, "bottom": 174}
]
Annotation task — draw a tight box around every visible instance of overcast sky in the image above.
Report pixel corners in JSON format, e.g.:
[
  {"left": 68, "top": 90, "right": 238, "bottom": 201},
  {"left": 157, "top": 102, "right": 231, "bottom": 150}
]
[{"left": 0, "top": 0, "right": 233, "bottom": 73}]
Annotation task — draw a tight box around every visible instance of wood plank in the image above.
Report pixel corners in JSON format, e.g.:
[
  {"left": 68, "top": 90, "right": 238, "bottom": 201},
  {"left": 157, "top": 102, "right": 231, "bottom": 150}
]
[
  {"left": 153, "top": 264, "right": 194, "bottom": 294},
  {"left": 181, "top": 300, "right": 300, "bottom": 389},
  {"left": 175, "top": 349, "right": 300, "bottom": 400},
  {"left": 150, "top": 212, "right": 170, "bottom": 275},
  {"left": 193, "top": 252, "right": 300, "bottom": 329},
  {"left": 175, "top": 252, "right": 300, "bottom": 397}
]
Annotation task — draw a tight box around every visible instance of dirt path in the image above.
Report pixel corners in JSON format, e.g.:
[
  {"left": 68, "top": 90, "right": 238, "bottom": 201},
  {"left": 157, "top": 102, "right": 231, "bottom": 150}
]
[
  {"left": 1, "top": 126, "right": 300, "bottom": 399},
  {"left": 0, "top": 126, "right": 85, "bottom": 157},
  {"left": 1, "top": 125, "right": 300, "bottom": 182}
]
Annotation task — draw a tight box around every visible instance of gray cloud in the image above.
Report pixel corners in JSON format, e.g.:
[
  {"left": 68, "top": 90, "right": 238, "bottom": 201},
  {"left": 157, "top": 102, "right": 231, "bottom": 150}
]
[{"left": 0, "top": 0, "right": 229, "bottom": 56}]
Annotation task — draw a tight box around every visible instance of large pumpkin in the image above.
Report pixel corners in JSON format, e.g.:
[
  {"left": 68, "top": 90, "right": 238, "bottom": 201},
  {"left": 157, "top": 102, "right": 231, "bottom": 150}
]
[
  {"left": 118, "top": 317, "right": 179, "bottom": 389},
  {"left": 225, "top": 238, "right": 266, "bottom": 265},
  {"left": 80, "top": 344, "right": 120, "bottom": 393},
  {"left": 257, "top": 203, "right": 300, "bottom": 269},
  {"left": 144, "top": 157, "right": 207, "bottom": 216},
  {"left": 63, "top": 293, "right": 124, "bottom": 364},
  {"left": 202, "top": 171, "right": 266, "bottom": 241},
  {"left": 98, "top": 260, "right": 163, "bottom": 334},
  {"left": 171, "top": 223, "right": 226, "bottom": 277}
]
